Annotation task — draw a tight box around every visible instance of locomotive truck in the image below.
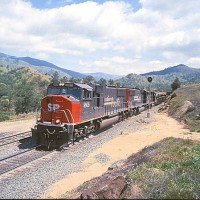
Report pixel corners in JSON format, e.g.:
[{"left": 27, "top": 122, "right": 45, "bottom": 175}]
[{"left": 32, "top": 82, "right": 164, "bottom": 149}]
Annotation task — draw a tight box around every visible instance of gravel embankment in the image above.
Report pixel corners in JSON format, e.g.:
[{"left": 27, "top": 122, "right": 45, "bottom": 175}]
[{"left": 0, "top": 106, "right": 162, "bottom": 199}]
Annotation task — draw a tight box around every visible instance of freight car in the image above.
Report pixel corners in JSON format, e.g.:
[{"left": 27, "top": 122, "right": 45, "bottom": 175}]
[{"left": 31, "top": 82, "right": 164, "bottom": 149}]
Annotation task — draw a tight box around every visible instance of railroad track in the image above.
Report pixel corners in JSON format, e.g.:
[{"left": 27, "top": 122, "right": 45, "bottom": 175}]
[
  {"left": 0, "top": 146, "right": 52, "bottom": 176},
  {"left": 0, "top": 131, "right": 32, "bottom": 147}
]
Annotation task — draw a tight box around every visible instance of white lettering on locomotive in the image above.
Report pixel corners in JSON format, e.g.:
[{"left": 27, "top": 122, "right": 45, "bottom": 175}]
[
  {"left": 133, "top": 96, "right": 141, "bottom": 101},
  {"left": 104, "top": 96, "right": 114, "bottom": 102},
  {"left": 48, "top": 103, "right": 60, "bottom": 112},
  {"left": 83, "top": 102, "right": 90, "bottom": 108}
]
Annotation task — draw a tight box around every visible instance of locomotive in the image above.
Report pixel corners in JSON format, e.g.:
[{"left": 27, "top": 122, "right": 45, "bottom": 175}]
[{"left": 31, "top": 82, "right": 165, "bottom": 149}]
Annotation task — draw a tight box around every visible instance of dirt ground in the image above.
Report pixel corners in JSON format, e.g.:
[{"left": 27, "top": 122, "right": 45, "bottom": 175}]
[{"left": 42, "top": 112, "right": 200, "bottom": 199}]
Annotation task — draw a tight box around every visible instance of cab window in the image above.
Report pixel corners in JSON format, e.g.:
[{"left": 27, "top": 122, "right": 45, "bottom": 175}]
[{"left": 83, "top": 89, "right": 92, "bottom": 99}]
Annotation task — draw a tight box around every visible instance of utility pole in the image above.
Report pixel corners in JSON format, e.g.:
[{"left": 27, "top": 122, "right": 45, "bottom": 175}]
[{"left": 147, "top": 77, "right": 152, "bottom": 118}]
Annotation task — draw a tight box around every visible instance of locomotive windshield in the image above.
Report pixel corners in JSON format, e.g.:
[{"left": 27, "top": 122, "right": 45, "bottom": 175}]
[{"left": 47, "top": 86, "right": 81, "bottom": 100}]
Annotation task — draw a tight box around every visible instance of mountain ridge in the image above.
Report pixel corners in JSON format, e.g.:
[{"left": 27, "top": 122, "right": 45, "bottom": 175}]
[
  {"left": 0, "top": 52, "right": 122, "bottom": 80},
  {"left": 0, "top": 52, "right": 200, "bottom": 88},
  {"left": 140, "top": 64, "right": 200, "bottom": 76}
]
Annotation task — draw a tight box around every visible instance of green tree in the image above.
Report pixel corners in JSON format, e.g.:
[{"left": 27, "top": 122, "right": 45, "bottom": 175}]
[
  {"left": 60, "top": 76, "right": 69, "bottom": 83},
  {"left": 83, "top": 75, "right": 95, "bottom": 84},
  {"left": 51, "top": 71, "right": 59, "bottom": 85},
  {"left": 108, "top": 79, "right": 114, "bottom": 85},
  {"left": 171, "top": 77, "right": 181, "bottom": 91},
  {"left": 0, "top": 96, "right": 10, "bottom": 111},
  {"left": 0, "top": 83, "right": 8, "bottom": 98},
  {"left": 98, "top": 78, "right": 107, "bottom": 85},
  {"left": 69, "top": 77, "right": 81, "bottom": 83},
  {"left": 116, "top": 82, "right": 121, "bottom": 87},
  {"left": 14, "top": 80, "right": 40, "bottom": 114}
]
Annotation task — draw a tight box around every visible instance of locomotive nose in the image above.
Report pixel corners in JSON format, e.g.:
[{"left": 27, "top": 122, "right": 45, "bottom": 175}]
[{"left": 40, "top": 95, "right": 81, "bottom": 124}]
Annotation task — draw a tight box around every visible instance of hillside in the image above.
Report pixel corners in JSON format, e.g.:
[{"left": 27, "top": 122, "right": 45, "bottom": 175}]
[
  {"left": 117, "top": 65, "right": 200, "bottom": 91},
  {"left": 0, "top": 66, "right": 50, "bottom": 121},
  {"left": 1, "top": 52, "right": 200, "bottom": 91},
  {"left": 141, "top": 64, "right": 200, "bottom": 83},
  {"left": 0, "top": 52, "right": 85, "bottom": 79},
  {"left": 162, "top": 84, "right": 200, "bottom": 132}
]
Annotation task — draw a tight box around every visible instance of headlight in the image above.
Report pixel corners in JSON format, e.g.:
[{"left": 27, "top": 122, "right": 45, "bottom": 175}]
[
  {"left": 37, "top": 118, "right": 41, "bottom": 122},
  {"left": 55, "top": 119, "right": 61, "bottom": 124}
]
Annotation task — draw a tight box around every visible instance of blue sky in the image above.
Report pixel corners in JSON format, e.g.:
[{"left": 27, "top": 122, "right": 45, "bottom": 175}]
[
  {"left": 29, "top": 0, "right": 141, "bottom": 10},
  {"left": 0, "top": 0, "right": 200, "bottom": 75}
]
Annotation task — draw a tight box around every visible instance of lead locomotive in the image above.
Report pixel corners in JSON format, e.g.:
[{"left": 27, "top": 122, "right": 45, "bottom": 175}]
[{"left": 32, "top": 82, "right": 163, "bottom": 149}]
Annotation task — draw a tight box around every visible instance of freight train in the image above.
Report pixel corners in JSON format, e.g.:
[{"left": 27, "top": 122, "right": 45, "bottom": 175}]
[{"left": 31, "top": 82, "right": 166, "bottom": 149}]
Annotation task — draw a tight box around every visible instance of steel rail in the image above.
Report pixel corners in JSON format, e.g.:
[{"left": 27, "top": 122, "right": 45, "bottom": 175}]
[
  {"left": 0, "top": 131, "right": 32, "bottom": 147},
  {"left": 0, "top": 145, "right": 52, "bottom": 176}
]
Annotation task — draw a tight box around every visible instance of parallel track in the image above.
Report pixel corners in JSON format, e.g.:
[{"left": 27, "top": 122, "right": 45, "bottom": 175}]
[
  {"left": 0, "top": 146, "right": 52, "bottom": 176},
  {"left": 0, "top": 131, "right": 32, "bottom": 147}
]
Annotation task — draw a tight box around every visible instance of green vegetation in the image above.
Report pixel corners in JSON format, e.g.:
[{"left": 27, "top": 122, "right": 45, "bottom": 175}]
[
  {"left": 171, "top": 77, "right": 181, "bottom": 91},
  {"left": 168, "top": 84, "right": 200, "bottom": 132},
  {"left": 126, "top": 137, "right": 200, "bottom": 199},
  {"left": 0, "top": 66, "right": 50, "bottom": 121}
]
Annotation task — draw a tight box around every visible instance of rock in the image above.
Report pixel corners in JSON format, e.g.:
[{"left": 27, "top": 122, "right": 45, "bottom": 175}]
[
  {"left": 123, "top": 184, "right": 142, "bottom": 198},
  {"left": 180, "top": 101, "right": 195, "bottom": 115},
  {"left": 93, "top": 176, "right": 127, "bottom": 199}
]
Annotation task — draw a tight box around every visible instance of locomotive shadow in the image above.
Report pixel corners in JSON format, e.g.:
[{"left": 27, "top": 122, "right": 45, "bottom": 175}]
[
  {"left": 17, "top": 137, "right": 37, "bottom": 150},
  {"left": 91, "top": 124, "right": 116, "bottom": 136}
]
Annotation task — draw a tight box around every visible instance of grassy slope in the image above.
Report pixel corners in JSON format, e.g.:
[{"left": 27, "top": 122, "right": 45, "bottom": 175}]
[
  {"left": 126, "top": 137, "right": 200, "bottom": 199},
  {"left": 168, "top": 84, "right": 200, "bottom": 132}
]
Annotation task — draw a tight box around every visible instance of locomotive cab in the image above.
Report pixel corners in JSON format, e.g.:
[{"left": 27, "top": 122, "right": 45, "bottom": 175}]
[{"left": 32, "top": 82, "right": 94, "bottom": 148}]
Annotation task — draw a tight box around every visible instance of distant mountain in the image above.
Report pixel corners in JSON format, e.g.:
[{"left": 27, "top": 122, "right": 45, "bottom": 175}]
[
  {"left": 84, "top": 72, "right": 123, "bottom": 81},
  {"left": 117, "top": 64, "right": 200, "bottom": 91},
  {"left": 1, "top": 52, "right": 200, "bottom": 89},
  {"left": 141, "top": 64, "right": 200, "bottom": 83},
  {"left": 0, "top": 52, "right": 86, "bottom": 79}
]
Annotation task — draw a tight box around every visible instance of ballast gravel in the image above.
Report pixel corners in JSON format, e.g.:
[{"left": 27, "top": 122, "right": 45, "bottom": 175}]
[{"left": 0, "top": 106, "right": 162, "bottom": 199}]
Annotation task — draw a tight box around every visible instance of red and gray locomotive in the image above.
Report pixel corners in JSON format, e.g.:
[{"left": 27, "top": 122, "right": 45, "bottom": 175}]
[{"left": 32, "top": 82, "right": 160, "bottom": 149}]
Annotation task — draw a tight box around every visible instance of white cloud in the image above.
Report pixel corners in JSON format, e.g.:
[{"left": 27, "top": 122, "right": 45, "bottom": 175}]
[
  {"left": 0, "top": 0, "right": 199, "bottom": 74},
  {"left": 186, "top": 57, "right": 200, "bottom": 68}
]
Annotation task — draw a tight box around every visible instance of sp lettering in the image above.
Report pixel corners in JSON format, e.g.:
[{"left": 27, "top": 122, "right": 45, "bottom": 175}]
[{"left": 48, "top": 103, "right": 60, "bottom": 112}]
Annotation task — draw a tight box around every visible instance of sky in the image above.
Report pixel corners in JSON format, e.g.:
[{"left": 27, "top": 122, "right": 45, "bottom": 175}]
[{"left": 0, "top": 0, "right": 200, "bottom": 75}]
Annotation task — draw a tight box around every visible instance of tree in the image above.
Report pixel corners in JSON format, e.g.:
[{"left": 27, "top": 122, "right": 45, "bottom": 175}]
[
  {"left": 69, "top": 77, "right": 81, "bottom": 83},
  {"left": 83, "top": 75, "right": 95, "bottom": 84},
  {"left": 51, "top": 71, "right": 59, "bottom": 85},
  {"left": 14, "top": 80, "right": 40, "bottom": 114},
  {"left": 108, "top": 79, "right": 114, "bottom": 86},
  {"left": 60, "top": 76, "right": 69, "bottom": 83},
  {"left": 98, "top": 78, "right": 107, "bottom": 85},
  {"left": 0, "top": 83, "right": 8, "bottom": 98},
  {"left": 171, "top": 77, "right": 181, "bottom": 91},
  {"left": 0, "top": 96, "right": 10, "bottom": 111},
  {"left": 116, "top": 82, "right": 121, "bottom": 87}
]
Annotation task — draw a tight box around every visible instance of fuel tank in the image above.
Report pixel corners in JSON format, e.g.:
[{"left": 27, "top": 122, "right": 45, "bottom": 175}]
[{"left": 99, "top": 116, "right": 119, "bottom": 129}]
